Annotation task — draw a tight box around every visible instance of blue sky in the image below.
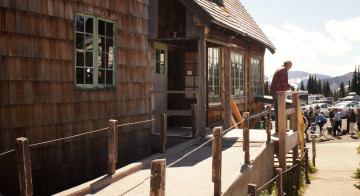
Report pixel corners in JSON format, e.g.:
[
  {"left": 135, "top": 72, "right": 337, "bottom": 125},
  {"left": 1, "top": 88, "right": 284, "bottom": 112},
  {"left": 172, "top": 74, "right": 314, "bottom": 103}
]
[{"left": 240, "top": 0, "right": 360, "bottom": 77}]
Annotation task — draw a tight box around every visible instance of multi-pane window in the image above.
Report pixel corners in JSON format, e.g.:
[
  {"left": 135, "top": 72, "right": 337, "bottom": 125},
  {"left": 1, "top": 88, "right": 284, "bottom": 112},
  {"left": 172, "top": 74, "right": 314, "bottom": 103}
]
[
  {"left": 208, "top": 48, "right": 221, "bottom": 98},
  {"left": 184, "top": 52, "right": 198, "bottom": 99},
  {"left": 251, "top": 57, "right": 262, "bottom": 95},
  {"left": 231, "top": 52, "right": 245, "bottom": 97},
  {"left": 155, "top": 44, "right": 167, "bottom": 74},
  {"left": 75, "top": 13, "right": 115, "bottom": 87}
]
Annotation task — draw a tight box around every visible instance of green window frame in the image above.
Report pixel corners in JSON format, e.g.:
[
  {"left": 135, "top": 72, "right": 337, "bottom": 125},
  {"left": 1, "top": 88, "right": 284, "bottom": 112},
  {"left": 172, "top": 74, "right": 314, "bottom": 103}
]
[
  {"left": 251, "top": 57, "right": 262, "bottom": 95},
  {"left": 154, "top": 43, "right": 167, "bottom": 74},
  {"left": 231, "top": 52, "right": 245, "bottom": 97},
  {"left": 208, "top": 48, "right": 221, "bottom": 98},
  {"left": 75, "top": 13, "right": 116, "bottom": 88}
]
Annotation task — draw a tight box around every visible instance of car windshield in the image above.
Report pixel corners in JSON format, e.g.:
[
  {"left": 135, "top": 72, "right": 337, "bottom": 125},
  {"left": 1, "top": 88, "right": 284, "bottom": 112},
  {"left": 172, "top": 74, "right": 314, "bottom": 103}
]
[{"left": 333, "top": 103, "right": 348, "bottom": 107}]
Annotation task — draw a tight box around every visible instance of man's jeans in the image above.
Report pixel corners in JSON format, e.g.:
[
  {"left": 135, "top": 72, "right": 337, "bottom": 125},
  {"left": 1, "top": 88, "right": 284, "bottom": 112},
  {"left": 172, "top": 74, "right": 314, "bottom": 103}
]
[{"left": 271, "top": 93, "right": 278, "bottom": 132}]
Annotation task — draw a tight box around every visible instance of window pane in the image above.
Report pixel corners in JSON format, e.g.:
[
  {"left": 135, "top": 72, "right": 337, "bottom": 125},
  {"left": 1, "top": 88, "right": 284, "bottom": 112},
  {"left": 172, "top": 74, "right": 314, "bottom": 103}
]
[
  {"left": 85, "top": 51, "right": 93, "bottom": 67},
  {"left": 156, "top": 50, "right": 160, "bottom": 61},
  {"left": 156, "top": 62, "right": 160, "bottom": 73},
  {"left": 106, "top": 38, "right": 114, "bottom": 53},
  {"left": 100, "top": 53, "right": 106, "bottom": 68},
  {"left": 108, "top": 53, "right": 114, "bottom": 68},
  {"left": 76, "top": 51, "right": 84, "bottom": 67},
  {"left": 106, "top": 70, "right": 113, "bottom": 84},
  {"left": 76, "top": 33, "right": 84, "bottom": 49},
  {"left": 76, "top": 68, "right": 84, "bottom": 84},
  {"left": 85, "top": 68, "right": 93, "bottom": 84},
  {"left": 85, "top": 34, "right": 93, "bottom": 49},
  {"left": 75, "top": 15, "right": 84, "bottom": 32},
  {"left": 98, "top": 20, "right": 105, "bottom": 36},
  {"left": 106, "top": 22, "right": 113, "bottom": 37},
  {"left": 85, "top": 17, "right": 93, "bottom": 34},
  {"left": 160, "top": 63, "right": 165, "bottom": 74},
  {"left": 98, "top": 69, "right": 105, "bottom": 84},
  {"left": 98, "top": 37, "right": 105, "bottom": 52}
]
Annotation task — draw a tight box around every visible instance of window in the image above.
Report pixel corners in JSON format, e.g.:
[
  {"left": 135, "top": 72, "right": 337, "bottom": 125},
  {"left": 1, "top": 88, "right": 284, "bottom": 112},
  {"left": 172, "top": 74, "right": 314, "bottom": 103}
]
[
  {"left": 231, "top": 52, "right": 245, "bottom": 97},
  {"left": 155, "top": 43, "right": 167, "bottom": 74},
  {"left": 208, "top": 48, "right": 221, "bottom": 98},
  {"left": 184, "top": 51, "right": 198, "bottom": 98},
  {"left": 75, "top": 13, "right": 116, "bottom": 87},
  {"left": 251, "top": 57, "right": 262, "bottom": 95}
]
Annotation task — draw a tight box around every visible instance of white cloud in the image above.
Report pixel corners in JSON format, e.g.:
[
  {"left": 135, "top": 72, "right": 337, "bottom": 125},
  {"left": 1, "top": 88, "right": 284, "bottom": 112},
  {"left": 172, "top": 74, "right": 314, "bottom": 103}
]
[{"left": 262, "top": 18, "right": 359, "bottom": 77}]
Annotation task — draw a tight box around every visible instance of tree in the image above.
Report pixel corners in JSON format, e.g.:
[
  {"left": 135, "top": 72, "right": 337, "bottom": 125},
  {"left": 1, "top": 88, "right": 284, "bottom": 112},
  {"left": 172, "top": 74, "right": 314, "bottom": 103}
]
[
  {"left": 300, "top": 81, "right": 305, "bottom": 91},
  {"left": 323, "top": 81, "right": 331, "bottom": 97},
  {"left": 339, "top": 82, "right": 346, "bottom": 98},
  {"left": 351, "top": 66, "right": 357, "bottom": 92},
  {"left": 317, "top": 79, "right": 322, "bottom": 94}
]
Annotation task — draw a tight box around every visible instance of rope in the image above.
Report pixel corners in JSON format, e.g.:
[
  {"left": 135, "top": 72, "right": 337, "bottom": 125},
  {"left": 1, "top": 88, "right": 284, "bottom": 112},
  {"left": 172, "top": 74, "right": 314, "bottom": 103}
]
[
  {"left": 29, "top": 127, "right": 109, "bottom": 148},
  {"left": 0, "top": 149, "right": 16, "bottom": 157},
  {"left": 256, "top": 174, "right": 279, "bottom": 192},
  {"left": 119, "top": 175, "right": 152, "bottom": 196},
  {"left": 249, "top": 110, "right": 268, "bottom": 120},
  {"left": 117, "top": 119, "right": 155, "bottom": 128},
  {"left": 283, "top": 163, "right": 298, "bottom": 174}
]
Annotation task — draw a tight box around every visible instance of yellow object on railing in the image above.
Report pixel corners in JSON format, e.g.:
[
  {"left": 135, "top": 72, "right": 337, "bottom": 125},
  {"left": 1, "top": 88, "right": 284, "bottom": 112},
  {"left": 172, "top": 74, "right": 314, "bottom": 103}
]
[
  {"left": 297, "top": 102, "right": 305, "bottom": 156},
  {"left": 231, "top": 97, "right": 243, "bottom": 127}
]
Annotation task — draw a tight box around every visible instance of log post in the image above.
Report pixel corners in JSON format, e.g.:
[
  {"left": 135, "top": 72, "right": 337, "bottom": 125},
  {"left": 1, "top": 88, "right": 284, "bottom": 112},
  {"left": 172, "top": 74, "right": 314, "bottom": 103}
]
[
  {"left": 108, "top": 120, "right": 118, "bottom": 175},
  {"left": 16, "top": 137, "right": 33, "bottom": 196},
  {"left": 223, "top": 47, "right": 232, "bottom": 129},
  {"left": 312, "top": 135, "right": 316, "bottom": 167},
  {"left": 191, "top": 104, "right": 198, "bottom": 137},
  {"left": 266, "top": 106, "right": 271, "bottom": 142},
  {"left": 212, "top": 127, "right": 223, "bottom": 196},
  {"left": 291, "top": 93, "right": 299, "bottom": 131},
  {"left": 160, "top": 113, "right": 167, "bottom": 153},
  {"left": 278, "top": 92, "right": 287, "bottom": 170},
  {"left": 197, "top": 36, "right": 206, "bottom": 137},
  {"left": 292, "top": 145, "right": 298, "bottom": 167},
  {"left": 248, "top": 184, "right": 257, "bottom": 196},
  {"left": 295, "top": 159, "right": 301, "bottom": 191},
  {"left": 276, "top": 168, "right": 283, "bottom": 196},
  {"left": 150, "top": 159, "right": 166, "bottom": 196},
  {"left": 243, "top": 112, "right": 250, "bottom": 164},
  {"left": 305, "top": 148, "right": 310, "bottom": 183}
]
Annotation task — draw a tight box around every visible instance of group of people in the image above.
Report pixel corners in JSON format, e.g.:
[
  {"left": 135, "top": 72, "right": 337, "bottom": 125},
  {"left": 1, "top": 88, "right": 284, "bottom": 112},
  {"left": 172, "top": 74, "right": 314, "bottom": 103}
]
[
  {"left": 303, "top": 107, "right": 360, "bottom": 139},
  {"left": 270, "top": 60, "right": 359, "bottom": 140}
]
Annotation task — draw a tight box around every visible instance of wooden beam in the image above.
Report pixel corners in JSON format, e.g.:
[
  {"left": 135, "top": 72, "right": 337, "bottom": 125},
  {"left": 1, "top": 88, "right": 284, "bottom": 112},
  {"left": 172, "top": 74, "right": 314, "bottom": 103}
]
[
  {"left": 245, "top": 41, "right": 251, "bottom": 112},
  {"left": 160, "top": 114, "right": 167, "bottom": 153},
  {"left": 153, "top": 110, "right": 191, "bottom": 116},
  {"left": 291, "top": 93, "right": 299, "bottom": 131},
  {"left": 150, "top": 90, "right": 197, "bottom": 94},
  {"left": 16, "top": 137, "right": 33, "bottom": 196},
  {"left": 108, "top": 120, "right": 118, "bottom": 175},
  {"left": 224, "top": 47, "right": 231, "bottom": 129},
  {"left": 191, "top": 104, "right": 198, "bottom": 137},
  {"left": 278, "top": 92, "right": 287, "bottom": 170},
  {"left": 243, "top": 112, "right": 250, "bottom": 164},
  {"left": 212, "top": 127, "right": 223, "bottom": 196},
  {"left": 150, "top": 159, "right": 166, "bottom": 196},
  {"left": 248, "top": 184, "right": 257, "bottom": 196},
  {"left": 276, "top": 168, "right": 283, "bottom": 196},
  {"left": 197, "top": 33, "right": 206, "bottom": 136},
  {"left": 231, "top": 97, "right": 243, "bottom": 124}
]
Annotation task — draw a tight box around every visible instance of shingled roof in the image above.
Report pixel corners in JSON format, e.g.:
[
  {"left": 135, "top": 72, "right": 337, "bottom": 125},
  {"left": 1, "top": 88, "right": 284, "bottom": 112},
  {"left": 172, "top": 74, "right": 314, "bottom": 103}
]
[{"left": 192, "top": 0, "right": 276, "bottom": 53}]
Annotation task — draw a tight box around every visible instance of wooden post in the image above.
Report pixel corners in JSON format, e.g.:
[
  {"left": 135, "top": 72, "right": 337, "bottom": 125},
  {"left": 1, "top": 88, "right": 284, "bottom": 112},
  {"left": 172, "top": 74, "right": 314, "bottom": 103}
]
[
  {"left": 150, "top": 159, "right": 166, "bottom": 196},
  {"left": 278, "top": 92, "right": 287, "bottom": 170},
  {"left": 212, "top": 127, "right": 223, "bottom": 196},
  {"left": 276, "top": 168, "right": 283, "bottom": 196},
  {"left": 305, "top": 148, "right": 310, "bottom": 183},
  {"left": 151, "top": 91, "right": 155, "bottom": 134},
  {"left": 243, "top": 112, "right": 250, "bottom": 164},
  {"left": 248, "top": 184, "right": 257, "bottom": 196},
  {"left": 291, "top": 93, "right": 299, "bottom": 131},
  {"left": 16, "top": 137, "right": 33, "bottom": 196},
  {"left": 295, "top": 159, "right": 301, "bottom": 191},
  {"left": 108, "top": 120, "right": 118, "bottom": 175},
  {"left": 292, "top": 145, "right": 298, "bottom": 167},
  {"left": 191, "top": 104, "right": 198, "bottom": 137},
  {"left": 312, "top": 135, "right": 316, "bottom": 167},
  {"left": 197, "top": 36, "right": 206, "bottom": 137},
  {"left": 223, "top": 47, "right": 231, "bottom": 129},
  {"left": 266, "top": 106, "right": 271, "bottom": 141},
  {"left": 160, "top": 113, "right": 167, "bottom": 153}
]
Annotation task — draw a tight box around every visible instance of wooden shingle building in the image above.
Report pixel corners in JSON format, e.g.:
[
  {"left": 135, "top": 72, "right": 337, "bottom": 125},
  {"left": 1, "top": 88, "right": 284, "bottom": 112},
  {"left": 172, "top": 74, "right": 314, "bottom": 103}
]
[{"left": 0, "top": 0, "right": 275, "bottom": 194}]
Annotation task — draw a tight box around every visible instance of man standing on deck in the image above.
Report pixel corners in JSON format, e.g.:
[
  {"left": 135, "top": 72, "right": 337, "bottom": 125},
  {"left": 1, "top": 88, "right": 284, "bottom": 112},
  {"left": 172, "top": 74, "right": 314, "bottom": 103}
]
[{"left": 270, "top": 61, "right": 295, "bottom": 132}]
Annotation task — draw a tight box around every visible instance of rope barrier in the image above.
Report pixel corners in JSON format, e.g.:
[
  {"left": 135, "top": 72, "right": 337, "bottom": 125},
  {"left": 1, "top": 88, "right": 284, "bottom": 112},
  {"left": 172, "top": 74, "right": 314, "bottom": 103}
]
[
  {"left": 0, "top": 149, "right": 16, "bottom": 157},
  {"left": 283, "top": 163, "right": 298, "bottom": 174},
  {"left": 119, "top": 175, "right": 152, "bottom": 196},
  {"left": 29, "top": 127, "right": 109, "bottom": 148},
  {"left": 249, "top": 110, "right": 268, "bottom": 120},
  {"left": 117, "top": 119, "right": 155, "bottom": 128},
  {"left": 256, "top": 174, "right": 279, "bottom": 192}
]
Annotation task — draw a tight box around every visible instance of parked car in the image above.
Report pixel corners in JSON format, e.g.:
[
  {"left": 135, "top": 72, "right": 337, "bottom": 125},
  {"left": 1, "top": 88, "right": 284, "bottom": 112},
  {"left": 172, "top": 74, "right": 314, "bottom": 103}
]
[
  {"left": 301, "top": 103, "right": 330, "bottom": 117},
  {"left": 328, "top": 101, "right": 359, "bottom": 117}
]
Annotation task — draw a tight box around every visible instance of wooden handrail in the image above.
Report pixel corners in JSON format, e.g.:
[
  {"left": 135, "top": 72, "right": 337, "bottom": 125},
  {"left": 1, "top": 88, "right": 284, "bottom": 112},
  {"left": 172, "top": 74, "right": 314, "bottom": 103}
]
[{"left": 150, "top": 90, "right": 197, "bottom": 94}]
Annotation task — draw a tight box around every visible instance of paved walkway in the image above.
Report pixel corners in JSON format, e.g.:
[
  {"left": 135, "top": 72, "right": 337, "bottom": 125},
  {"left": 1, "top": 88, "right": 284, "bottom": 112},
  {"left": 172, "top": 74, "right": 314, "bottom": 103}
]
[{"left": 304, "top": 141, "right": 360, "bottom": 196}]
